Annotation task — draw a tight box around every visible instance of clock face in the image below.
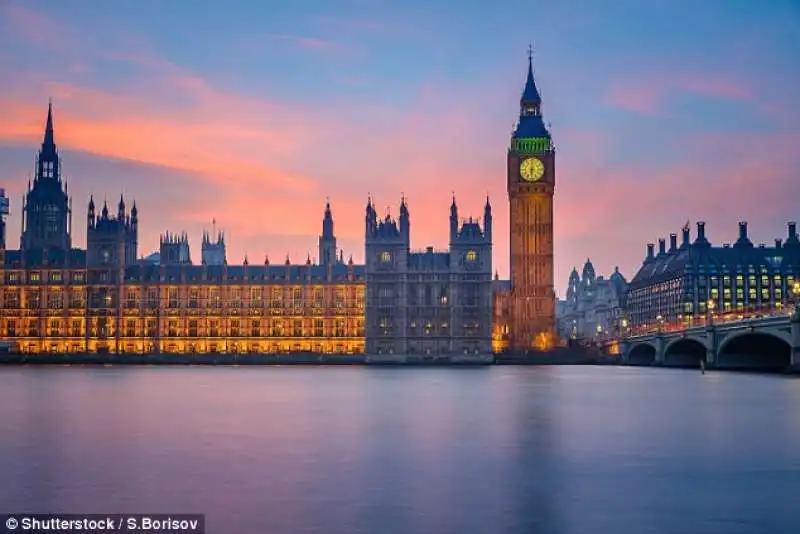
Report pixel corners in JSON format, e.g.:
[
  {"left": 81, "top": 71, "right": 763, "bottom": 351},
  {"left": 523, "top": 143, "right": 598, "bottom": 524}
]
[{"left": 519, "top": 157, "right": 545, "bottom": 182}]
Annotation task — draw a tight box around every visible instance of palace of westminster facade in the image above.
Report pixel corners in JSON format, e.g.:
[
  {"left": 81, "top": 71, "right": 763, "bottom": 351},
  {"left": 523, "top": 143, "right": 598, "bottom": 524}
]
[{"left": 0, "top": 55, "right": 558, "bottom": 357}]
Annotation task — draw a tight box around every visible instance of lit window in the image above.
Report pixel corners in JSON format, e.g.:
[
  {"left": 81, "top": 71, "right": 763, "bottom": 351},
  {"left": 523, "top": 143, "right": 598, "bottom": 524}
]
[
  {"left": 380, "top": 251, "right": 391, "bottom": 262},
  {"left": 466, "top": 250, "right": 477, "bottom": 262}
]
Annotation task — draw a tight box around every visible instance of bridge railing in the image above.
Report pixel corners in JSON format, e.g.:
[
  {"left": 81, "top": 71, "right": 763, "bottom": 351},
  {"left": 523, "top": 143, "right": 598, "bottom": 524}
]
[{"left": 622, "top": 305, "right": 794, "bottom": 339}]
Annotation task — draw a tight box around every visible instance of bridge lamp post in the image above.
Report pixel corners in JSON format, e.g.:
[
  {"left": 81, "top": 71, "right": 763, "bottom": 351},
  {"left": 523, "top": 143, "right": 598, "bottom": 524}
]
[
  {"left": 656, "top": 314, "right": 664, "bottom": 333},
  {"left": 792, "top": 282, "right": 800, "bottom": 319},
  {"left": 707, "top": 299, "right": 715, "bottom": 325},
  {"left": 621, "top": 318, "right": 629, "bottom": 338}
]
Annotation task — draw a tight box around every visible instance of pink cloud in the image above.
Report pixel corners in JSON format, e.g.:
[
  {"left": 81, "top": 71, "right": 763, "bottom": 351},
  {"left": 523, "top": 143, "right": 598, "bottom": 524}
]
[
  {"left": 606, "top": 73, "right": 753, "bottom": 115},
  {"left": 270, "top": 34, "right": 355, "bottom": 55},
  {"left": 1, "top": 3, "right": 68, "bottom": 51}
]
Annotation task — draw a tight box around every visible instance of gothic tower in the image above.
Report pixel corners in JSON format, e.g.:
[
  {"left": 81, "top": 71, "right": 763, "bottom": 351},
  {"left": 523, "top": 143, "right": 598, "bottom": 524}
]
[
  {"left": 201, "top": 219, "right": 226, "bottom": 265},
  {"left": 507, "top": 48, "right": 556, "bottom": 349},
  {"left": 21, "top": 102, "right": 72, "bottom": 262},
  {"left": 318, "top": 200, "right": 337, "bottom": 266}
]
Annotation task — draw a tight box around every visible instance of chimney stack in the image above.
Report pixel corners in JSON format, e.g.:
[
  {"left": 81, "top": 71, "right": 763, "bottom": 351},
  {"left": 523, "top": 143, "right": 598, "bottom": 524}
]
[
  {"left": 739, "top": 221, "right": 748, "bottom": 240},
  {"left": 697, "top": 221, "right": 706, "bottom": 241},
  {"left": 669, "top": 233, "right": 677, "bottom": 252},
  {"left": 789, "top": 222, "right": 797, "bottom": 240},
  {"left": 646, "top": 243, "right": 654, "bottom": 260},
  {"left": 775, "top": 238, "right": 782, "bottom": 249},
  {"left": 658, "top": 238, "right": 666, "bottom": 255},
  {"left": 682, "top": 226, "right": 690, "bottom": 248}
]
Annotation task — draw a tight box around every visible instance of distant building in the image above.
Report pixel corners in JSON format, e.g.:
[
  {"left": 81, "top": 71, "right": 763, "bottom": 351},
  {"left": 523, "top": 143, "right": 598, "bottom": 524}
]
[
  {"left": 364, "top": 196, "right": 493, "bottom": 361},
  {"left": 625, "top": 221, "right": 800, "bottom": 329},
  {"left": 556, "top": 259, "right": 627, "bottom": 341}
]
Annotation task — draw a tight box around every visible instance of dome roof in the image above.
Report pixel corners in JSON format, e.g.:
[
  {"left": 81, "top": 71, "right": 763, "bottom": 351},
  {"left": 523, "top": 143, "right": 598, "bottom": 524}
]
[
  {"left": 581, "top": 258, "right": 595, "bottom": 280},
  {"left": 610, "top": 266, "right": 628, "bottom": 294}
]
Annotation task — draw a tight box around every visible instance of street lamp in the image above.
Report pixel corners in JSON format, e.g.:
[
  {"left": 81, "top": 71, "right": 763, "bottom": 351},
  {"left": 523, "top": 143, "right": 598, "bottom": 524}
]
[
  {"left": 707, "top": 299, "right": 715, "bottom": 325},
  {"left": 792, "top": 281, "right": 800, "bottom": 319},
  {"left": 656, "top": 314, "right": 664, "bottom": 333},
  {"left": 621, "top": 317, "right": 629, "bottom": 338}
]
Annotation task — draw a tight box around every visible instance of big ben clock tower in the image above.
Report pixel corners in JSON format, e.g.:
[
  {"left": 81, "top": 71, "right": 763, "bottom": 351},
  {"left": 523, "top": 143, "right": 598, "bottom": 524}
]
[{"left": 507, "top": 48, "right": 555, "bottom": 349}]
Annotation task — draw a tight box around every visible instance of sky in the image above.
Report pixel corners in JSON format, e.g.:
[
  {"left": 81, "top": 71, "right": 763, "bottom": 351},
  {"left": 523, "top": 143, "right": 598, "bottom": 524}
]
[{"left": 0, "top": 0, "right": 798, "bottom": 294}]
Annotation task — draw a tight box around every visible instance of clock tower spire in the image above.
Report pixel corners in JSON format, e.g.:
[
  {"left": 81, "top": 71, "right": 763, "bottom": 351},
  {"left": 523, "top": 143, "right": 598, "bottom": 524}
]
[{"left": 507, "top": 47, "right": 556, "bottom": 350}]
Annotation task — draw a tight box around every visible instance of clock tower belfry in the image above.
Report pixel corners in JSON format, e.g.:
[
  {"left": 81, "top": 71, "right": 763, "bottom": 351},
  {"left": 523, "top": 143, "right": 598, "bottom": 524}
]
[{"left": 507, "top": 48, "right": 556, "bottom": 349}]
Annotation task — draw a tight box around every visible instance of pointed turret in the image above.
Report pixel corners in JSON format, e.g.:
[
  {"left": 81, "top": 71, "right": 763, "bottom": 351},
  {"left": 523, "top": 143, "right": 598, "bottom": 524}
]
[
  {"left": 319, "top": 198, "right": 337, "bottom": 266},
  {"left": 399, "top": 194, "right": 409, "bottom": 239},
  {"left": 484, "top": 196, "right": 492, "bottom": 242},
  {"left": 42, "top": 100, "right": 56, "bottom": 156},
  {"left": 521, "top": 45, "right": 541, "bottom": 104},
  {"left": 511, "top": 46, "right": 551, "bottom": 143},
  {"left": 449, "top": 194, "right": 458, "bottom": 243},
  {"left": 365, "top": 195, "right": 377, "bottom": 237},
  {"left": 87, "top": 195, "right": 95, "bottom": 228},
  {"left": 118, "top": 194, "right": 125, "bottom": 220},
  {"left": 101, "top": 199, "right": 109, "bottom": 219}
]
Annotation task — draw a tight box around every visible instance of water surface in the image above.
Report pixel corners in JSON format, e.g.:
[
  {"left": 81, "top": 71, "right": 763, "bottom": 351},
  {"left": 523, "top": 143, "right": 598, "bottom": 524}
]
[{"left": 0, "top": 366, "right": 798, "bottom": 534}]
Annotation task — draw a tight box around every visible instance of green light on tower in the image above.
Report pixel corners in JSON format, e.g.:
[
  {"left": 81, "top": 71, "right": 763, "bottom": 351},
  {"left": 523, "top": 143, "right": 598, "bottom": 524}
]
[{"left": 512, "top": 137, "right": 551, "bottom": 154}]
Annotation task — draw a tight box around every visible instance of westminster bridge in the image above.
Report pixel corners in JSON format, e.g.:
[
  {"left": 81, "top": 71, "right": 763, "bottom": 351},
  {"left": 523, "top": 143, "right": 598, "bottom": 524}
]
[{"left": 620, "top": 314, "right": 800, "bottom": 372}]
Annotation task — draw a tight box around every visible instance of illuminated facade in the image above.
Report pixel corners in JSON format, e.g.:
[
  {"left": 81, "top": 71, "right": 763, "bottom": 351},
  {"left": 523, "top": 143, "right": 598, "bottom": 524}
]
[
  {"left": 491, "top": 276, "right": 512, "bottom": 353},
  {"left": 0, "top": 105, "right": 365, "bottom": 354},
  {"left": 0, "top": 262, "right": 365, "bottom": 354},
  {"left": 556, "top": 260, "right": 627, "bottom": 341},
  {"left": 505, "top": 48, "right": 556, "bottom": 350},
  {"left": 625, "top": 221, "right": 800, "bottom": 329},
  {"left": 364, "top": 197, "right": 493, "bottom": 361}
]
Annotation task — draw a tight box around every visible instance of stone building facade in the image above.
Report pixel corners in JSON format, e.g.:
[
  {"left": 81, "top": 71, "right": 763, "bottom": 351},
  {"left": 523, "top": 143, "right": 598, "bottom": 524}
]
[
  {"left": 364, "top": 196, "right": 493, "bottom": 362},
  {"left": 625, "top": 222, "right": 800, "bottom": 330},
  {"left": 0, "top": 103, "right": 498, "bottom": 358},
  {"left": 0, "top": 104, "right": 365, "bottom": 355},
  {"left": 556, "top": 259, "right": 627, "bottom": 342}
]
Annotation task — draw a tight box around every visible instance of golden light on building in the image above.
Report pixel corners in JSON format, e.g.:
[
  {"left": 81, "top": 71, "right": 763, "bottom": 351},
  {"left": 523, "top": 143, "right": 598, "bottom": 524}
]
[{"left": 0, "top": 265, "right": 366, "bottom": 355}]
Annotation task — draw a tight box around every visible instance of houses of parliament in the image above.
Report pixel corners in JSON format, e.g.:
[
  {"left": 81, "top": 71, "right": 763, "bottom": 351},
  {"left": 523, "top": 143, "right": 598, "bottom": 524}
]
[{"left": 0, "top": 54, "right": 556, "bottom": 358}]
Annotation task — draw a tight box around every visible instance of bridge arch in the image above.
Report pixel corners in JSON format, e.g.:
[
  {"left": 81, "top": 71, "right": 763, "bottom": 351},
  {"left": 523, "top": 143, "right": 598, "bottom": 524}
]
[
  {"left": 717, "top": 330, "right": 791, "bottom": 370},
  {"left": 627, "top": 342, "right": 656, "bottom": 365},
  {"left": 664, "top": 337, "right": 706, "bottom": 367}
]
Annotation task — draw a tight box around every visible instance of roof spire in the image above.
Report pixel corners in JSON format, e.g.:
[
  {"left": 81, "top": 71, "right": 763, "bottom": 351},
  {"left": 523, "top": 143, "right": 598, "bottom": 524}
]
[
  {"left": 42, "top": 99, "right": 56, "bottom": 154},
  {"left": 521, "top": 44, "right": 541, "bottom": 102}
]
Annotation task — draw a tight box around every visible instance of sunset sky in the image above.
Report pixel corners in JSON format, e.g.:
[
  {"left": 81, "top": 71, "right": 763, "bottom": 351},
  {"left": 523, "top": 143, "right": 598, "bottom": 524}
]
[{"left": 1, "top": 0, "right": 798, "bottom": 293}]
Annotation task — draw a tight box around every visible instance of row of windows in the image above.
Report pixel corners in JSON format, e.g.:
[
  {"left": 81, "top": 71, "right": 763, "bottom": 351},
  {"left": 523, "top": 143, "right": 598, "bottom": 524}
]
[
  {"left": 3, "top": 318, "right": 364, "bottom": 338},
  {"left": 6, "top": 272, "right": 84, "bottom": 283},
  {"left": 4, "top": 271, "right": 363, "bottom": 284}
]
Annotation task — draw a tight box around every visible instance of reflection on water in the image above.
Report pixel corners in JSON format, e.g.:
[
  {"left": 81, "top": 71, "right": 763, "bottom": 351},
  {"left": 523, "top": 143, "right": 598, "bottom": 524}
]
[{"left": 0, "top": 366, "right": 798, "bottom": 534}]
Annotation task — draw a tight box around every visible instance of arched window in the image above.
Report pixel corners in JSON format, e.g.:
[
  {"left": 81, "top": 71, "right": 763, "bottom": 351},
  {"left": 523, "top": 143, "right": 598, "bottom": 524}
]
[
  {"left": 466, "top": 250, "right": 477, "bottom": 262},
  {"left": 380, "top": 251, "right": 392, "bottom": 262}
]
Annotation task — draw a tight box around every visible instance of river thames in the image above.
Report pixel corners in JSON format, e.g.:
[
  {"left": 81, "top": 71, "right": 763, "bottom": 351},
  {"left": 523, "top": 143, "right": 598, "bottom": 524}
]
[{"left": 0, "top": 366, "right": 798, "bottom": 534}]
